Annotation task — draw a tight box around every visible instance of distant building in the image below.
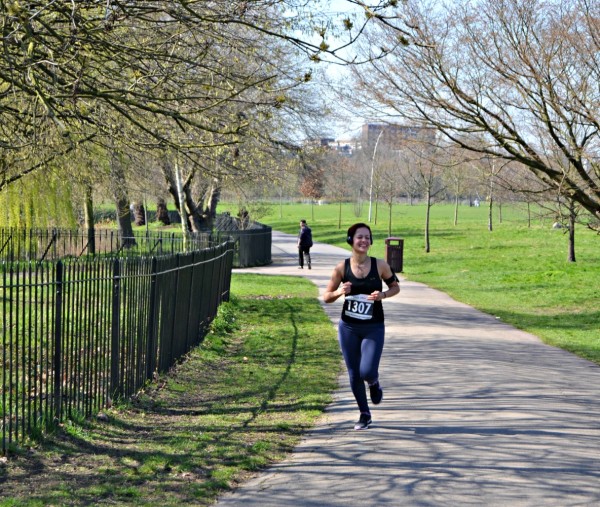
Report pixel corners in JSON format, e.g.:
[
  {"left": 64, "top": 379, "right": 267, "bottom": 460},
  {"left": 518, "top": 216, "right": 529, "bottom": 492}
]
[
  {"left": 335, "top": 143, "right": 353, "bottom": 156},
  {"left": 361, "top": 123, "right": 436, "bottom": 149},
  {"left": 332, "top": 137, "right": 358, "bottom": 156},
  {"left": 303, "top": 137, "right": 336, "bottom": 150},
  {"left": 304, "top": 136, "right": 357, "bottom": 156}
]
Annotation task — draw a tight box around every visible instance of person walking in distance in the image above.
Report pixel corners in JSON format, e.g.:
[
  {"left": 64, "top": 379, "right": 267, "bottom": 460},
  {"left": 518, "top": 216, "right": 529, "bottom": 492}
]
[
  {"left": 323, "top": 223, "right": 400, "bottom": 430},
  {"left": 297, "top": 219, "right": 313, "bottom": 269}
]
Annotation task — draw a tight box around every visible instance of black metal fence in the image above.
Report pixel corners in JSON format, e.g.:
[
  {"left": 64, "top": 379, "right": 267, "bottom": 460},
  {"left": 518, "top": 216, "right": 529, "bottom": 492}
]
[
  {"left": 214, "top": 215, "right": 272, "bottom": 268},
  {"left": 1, "top": 239, "right": 234, "bottom": 453},
  {"left": 0, "top": 220, "right": 272, "bottom": 268},
  {"left": 0, "top": 228, "right": 218, "bottom": 262}
]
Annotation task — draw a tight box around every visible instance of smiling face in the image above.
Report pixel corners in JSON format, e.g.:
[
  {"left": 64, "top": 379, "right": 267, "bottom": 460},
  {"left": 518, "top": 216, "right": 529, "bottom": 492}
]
[{"left": 351, "top": 227, "right": 372, "bottom": 252}]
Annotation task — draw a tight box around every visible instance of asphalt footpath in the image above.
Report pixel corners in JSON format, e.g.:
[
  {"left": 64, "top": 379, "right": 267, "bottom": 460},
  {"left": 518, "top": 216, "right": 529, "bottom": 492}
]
[{"left": 215, "top": 231, "right": 600, "bottom": 506}]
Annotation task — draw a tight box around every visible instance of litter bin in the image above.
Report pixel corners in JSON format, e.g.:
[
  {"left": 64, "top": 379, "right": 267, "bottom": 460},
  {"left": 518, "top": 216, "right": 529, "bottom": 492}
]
[{"left": 385, "top": 237, "right": 404, "bottom": 273}]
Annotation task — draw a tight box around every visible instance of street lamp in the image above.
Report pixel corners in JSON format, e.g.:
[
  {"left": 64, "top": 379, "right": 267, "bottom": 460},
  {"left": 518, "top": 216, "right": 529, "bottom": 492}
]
[
  {"left": 368, "top": 128, "right": 385, "bottom": 223},
  {"left": 175, "top": 158, "right": 189, "bottom": 251}
]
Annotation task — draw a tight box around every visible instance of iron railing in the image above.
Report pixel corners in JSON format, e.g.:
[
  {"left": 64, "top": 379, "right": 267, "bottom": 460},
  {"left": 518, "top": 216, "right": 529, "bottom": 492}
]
[
  {"left": 1, "top": 239, "right": 234, "bottom": 452},
  {"left": 0, "top": 228, "right": 220, "bottom": 262},
  {"left": 0, "top": 220, "right": 272, "bottom": 268},
  {"left": 214, "top": 215, "right": 272, "bottom": 267}
]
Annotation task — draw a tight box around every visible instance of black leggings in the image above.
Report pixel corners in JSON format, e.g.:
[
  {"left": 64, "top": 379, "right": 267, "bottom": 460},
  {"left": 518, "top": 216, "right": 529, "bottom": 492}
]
[{"left": 338, "top": 320, "right": 384, "bottom": 414}]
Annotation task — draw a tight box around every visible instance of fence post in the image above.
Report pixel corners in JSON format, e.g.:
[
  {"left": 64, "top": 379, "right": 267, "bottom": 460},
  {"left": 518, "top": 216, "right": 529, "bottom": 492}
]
[
  {"left": 110, "top": 259, "right": 121, "bottom": 399},
  {"left": 145, "top": 257, "right": 158, "bottom": 380},
  {"left": 169, "top": 254, "right": 181, "bottom": 362},
  {"left": 222, "top": 240, "right": 234, "bottom": 302},
  {"left": 53, "top": 261, "right": 63, "bottom": 423},
  {"left": 87, "top": 227, "right": 96, "bottom": 256}
]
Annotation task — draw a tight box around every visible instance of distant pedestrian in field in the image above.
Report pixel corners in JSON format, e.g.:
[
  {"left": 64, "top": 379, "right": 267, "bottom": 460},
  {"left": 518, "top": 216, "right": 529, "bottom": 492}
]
[
  {"left": 323, "top": 223, "right": 400, "bottom": 430},
  {"left": 297, "top": 219, "right": 313, "bottom": 269}
]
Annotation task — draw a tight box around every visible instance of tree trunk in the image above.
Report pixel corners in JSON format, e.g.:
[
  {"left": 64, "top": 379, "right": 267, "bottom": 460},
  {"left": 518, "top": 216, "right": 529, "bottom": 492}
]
[
  {"left": 132, "top": 202, "right": 145, "bottom": 226},
  {"left": 182, "top": 187, "right": 204, "bottom": 232},
  {"left": 175, "top": 161, "right": 190, "bottom": 248},
  {"left": 110, "top": 150, "right": 135, "bottom": 249},
  {"left": 83, "top": 184, "right": 96, "bottom": 255},
  {"left": 279, "top": 188, "right": 283, "bottom": 219},
  {"left": 568, "top": 204, "right": 576, "bottom": 263},
  {"left": 204, "top": 178, "right": 221, "bottom": 231},
  {"left": 354, "top": 193, "right": 362, "bottom": 217},
  {"left": 116, "top": 198, "right": 135, "bottom": 248},
  {"left": 156, "top": 198, "right": 171, "bottom": 225},
  {"left": 425, "top": 189, "right": 431, "bottom": 253},
  {"left": 388, "top": 202, "right": 392, "bottom": 237},
  {"left": 238, "top": 207, "right": 249, "bottom": 230},
  {"left": 454, "top": 194, "right": 459, "bottom": 226},
  {"left": 161, "top": 156, "right": 206, "bottom": 232},
  {"left": 488, "top": 197, "right": 493, "bottom": 232}
]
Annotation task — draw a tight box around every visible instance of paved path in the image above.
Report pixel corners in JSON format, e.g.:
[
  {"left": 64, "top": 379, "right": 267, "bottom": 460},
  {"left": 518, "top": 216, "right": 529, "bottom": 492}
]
[{"left": 216, "top": 231, "right": 600, "bottom": 506}]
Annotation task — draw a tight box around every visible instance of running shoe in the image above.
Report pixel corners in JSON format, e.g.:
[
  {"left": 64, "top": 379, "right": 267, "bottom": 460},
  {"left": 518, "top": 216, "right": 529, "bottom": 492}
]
[
  {"left": 369, "top": 381, "right": 383, "bottom": 404},
  {"left": 354, "top": 413, "right": 372, "bottom": 430}
]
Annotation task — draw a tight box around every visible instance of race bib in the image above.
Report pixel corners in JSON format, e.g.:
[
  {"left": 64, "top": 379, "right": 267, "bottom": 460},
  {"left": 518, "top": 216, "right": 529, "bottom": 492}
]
[{"left": 343, "top": 294, "right": 374, "bottom": 320}]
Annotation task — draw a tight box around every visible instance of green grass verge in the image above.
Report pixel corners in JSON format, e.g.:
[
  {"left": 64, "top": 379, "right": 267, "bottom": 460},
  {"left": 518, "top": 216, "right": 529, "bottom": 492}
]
[
  {"left": 221, "top": 201, "right": 600, "bottom": 365},
  {"left": 0, "top": 274, "right": 341, "bottom": 506}
]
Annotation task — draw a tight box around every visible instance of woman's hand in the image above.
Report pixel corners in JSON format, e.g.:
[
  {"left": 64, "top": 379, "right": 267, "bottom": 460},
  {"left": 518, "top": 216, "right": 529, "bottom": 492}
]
[
  {"left": 338, "top": 282, "right": 352, "bottom": 297},
  {"left": 323, "top": 262, "right": 349, "bottom": 304}
]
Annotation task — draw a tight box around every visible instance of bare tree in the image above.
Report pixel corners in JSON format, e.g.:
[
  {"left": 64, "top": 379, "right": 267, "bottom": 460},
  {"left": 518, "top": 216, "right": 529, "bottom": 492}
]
[
  {"left": 375, "top": 147, "right": 403, "bottom": 236},
  {"left": 349, "top": 0, "right": 600, "bottom": 227},
  {"left": 397, "top": 139, "right": 445, "bottom": 252},
  {"left": 324, "top": 153, "right": 353, "bottom": 229},
  {"left": 441, "top": 147, "right": 478, "bottom": 226},
  {"left": 499, "top": 162, "right": 585, "bottom": 262},
  {"left": 473, "top": 156, "right": 506, "bottom": 232},
  {"left": 299, "top": 154, "right": 326, "bottom": 222}
]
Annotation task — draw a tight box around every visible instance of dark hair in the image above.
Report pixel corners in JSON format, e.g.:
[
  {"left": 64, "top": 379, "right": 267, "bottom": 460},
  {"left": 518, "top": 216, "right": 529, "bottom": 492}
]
[
  {"left": 346, "top": 223, "right": 373, "bottom": 245},
  {"left": 300, "top": 219, "right": 307, "bottom": 225}
]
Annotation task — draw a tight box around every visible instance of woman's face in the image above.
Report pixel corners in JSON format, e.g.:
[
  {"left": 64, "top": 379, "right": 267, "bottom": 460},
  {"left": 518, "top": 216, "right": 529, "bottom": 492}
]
[{"left": 352, "top": 227, "right": 371, "bottom": 252}]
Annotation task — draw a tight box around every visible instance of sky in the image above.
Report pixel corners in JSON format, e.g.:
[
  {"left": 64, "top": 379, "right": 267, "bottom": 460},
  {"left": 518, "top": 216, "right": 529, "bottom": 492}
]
[
  {"left": 284, "top": 1, "right": 390, "bottom": 140},
  {"left": 310, "top": 1, "right": 372, "bottom": 139}
]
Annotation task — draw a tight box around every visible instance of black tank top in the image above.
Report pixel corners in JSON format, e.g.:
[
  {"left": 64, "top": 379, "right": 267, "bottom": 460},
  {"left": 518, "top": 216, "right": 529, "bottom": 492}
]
[{"left": 341, "top": 257, "right": 384, "bottom": 324}]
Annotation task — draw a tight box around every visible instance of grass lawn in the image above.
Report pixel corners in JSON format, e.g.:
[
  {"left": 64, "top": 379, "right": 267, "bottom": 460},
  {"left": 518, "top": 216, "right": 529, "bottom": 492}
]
[
  {"left": 222, "top": 200, "right": 600, "bottom": 365},
  {"left": 3, "top": 199, "right": 597, "bottom": 505},
  {"left": 0, "top": 275, "right": 341, "bottom": 506}
]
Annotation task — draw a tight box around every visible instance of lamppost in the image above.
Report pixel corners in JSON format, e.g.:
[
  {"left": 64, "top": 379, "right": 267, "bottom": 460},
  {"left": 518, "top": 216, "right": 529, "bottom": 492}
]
[
  {"left": 368, "top": 128, "right": 385, "bottom": 223},
  {"left": 175, "top": 157, "right": 189, "bottom": 251}
]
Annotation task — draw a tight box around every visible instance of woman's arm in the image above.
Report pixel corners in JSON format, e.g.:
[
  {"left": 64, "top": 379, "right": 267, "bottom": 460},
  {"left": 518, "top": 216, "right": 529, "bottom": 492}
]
[
  {"left": 323, "top": 262, "right": 350, "bottom": 303},
  {"left": 375, "top": 259, "right": 400, "bottom": 300}
]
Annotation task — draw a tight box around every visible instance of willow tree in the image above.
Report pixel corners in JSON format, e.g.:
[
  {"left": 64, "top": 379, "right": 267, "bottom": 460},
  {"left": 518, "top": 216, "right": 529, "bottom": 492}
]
[{"left": 0, "top": 1, "right": 388, "bottom": 230}]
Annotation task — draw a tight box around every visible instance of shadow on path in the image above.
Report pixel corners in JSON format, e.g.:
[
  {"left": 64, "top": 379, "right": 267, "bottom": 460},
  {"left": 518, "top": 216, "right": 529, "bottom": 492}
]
[{"left": 218, "top": 231, "right": 600, "bottom": 507}]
